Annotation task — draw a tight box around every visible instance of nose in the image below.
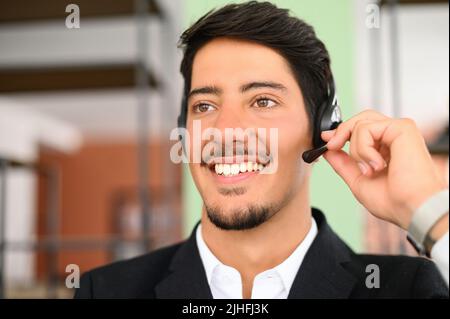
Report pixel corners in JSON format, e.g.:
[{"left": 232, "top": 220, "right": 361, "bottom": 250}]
[
  {"left": 211, "top": 103, "right": 257, "bottom": 159},
  {"left": 213, "top": 103, "right": 245, "bottom": 134}
]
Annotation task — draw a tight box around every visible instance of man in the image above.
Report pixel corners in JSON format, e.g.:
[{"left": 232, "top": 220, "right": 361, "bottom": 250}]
[{"left": 75, "top": 1, "right": 448, "bottom": 298}]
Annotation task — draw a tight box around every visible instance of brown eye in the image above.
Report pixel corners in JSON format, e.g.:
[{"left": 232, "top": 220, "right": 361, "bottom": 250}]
[
  {"left": 253, "top": 98, "right": 277, "bottom": 108},
  {"left": 193, "top": 103, "right": 215, "bottom": 113}
]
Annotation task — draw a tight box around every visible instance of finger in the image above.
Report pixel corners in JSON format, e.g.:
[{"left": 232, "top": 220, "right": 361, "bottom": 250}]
[
  {"left": 379, "top": 118, "right": 423, "bottom": 152},
  {"left": 327, "top": 109, "right": 388, "bottom": 151},
  {"left": 321, "top": 129, "right": 336, "bottom": 142},
  {"left": 323, "top": 149, "right": 364, "bottom": 190},
  {"left": 349, "top": 143, "right": 374, "bottom": 176},
  {"left": 348, "top": 120, "right": 375, "bottom": 176},
  {"left": 352, "top": 120, "right": 389, "bottom": 172}
]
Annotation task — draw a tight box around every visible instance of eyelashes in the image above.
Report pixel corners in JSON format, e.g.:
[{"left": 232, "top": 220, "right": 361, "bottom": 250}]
[
  {"left": 192, "top": 103, "right": 216, "bottom": 113},
  {"left": 191, "top": 96, "right": 280, "bottom": 113},
  {"left": 251, "top": 96, "right": 278, "bottom": 108}
]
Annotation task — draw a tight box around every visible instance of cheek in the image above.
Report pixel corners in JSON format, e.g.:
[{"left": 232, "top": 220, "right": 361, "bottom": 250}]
[
  {"left": 267, "top": 119, "right": 310, "bottom": 189},
  {"left": 275, "top": 120, "right": 309, "bottom": 162},
  {"left": 188, "top": 162, "right": 204, "bottom": 189}
]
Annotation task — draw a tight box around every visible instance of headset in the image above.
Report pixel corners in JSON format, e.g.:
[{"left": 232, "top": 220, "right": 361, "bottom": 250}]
[
  {"left": 177, "top": 75, "right": 342, "bottom": 164},
  {"left": 177, "top": 86, "right": 189, "bottom": 132},
  {"left": 302, "top": 75, "right": 342, "bottom": 163}
]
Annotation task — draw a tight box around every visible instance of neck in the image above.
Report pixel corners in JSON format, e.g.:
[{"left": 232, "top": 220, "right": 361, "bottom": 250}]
[{"left": 201, "top": 179, "right": 312, "bottom": 283}]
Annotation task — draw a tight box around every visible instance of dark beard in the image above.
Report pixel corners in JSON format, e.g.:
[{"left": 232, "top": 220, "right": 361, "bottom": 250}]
[{"left": 205, "top": 203, "right": 280, "bottom": 230}]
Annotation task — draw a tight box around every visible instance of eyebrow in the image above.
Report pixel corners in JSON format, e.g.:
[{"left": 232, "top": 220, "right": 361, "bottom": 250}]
[
  {"left": 240, "top": 81, "right": 287, "bottom": 93},
  {"left": 188, "top": 81, "right": 287, "bottom": 100},
  {"left": 188, "top": 86, "right": 222, "bottom": 99}
]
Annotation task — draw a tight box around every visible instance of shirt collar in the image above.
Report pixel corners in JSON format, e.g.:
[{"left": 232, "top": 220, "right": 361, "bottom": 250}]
[
  {"left": 196, "top": 217, "right": 318, "bottom": 293},
  {"left": 196, "top": 223, "right": 223, "bottom": 285},
  {"left": 272, "top": 218, "right": 318, "bottom": 292}
]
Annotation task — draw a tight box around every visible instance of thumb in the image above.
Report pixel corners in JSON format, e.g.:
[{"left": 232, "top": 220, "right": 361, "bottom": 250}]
[
  {"left": 323, "top": 149, "right": 363, "bottom": 189},
  {"left": 321, "top": 129, "right": 336, "bottom": 142}
]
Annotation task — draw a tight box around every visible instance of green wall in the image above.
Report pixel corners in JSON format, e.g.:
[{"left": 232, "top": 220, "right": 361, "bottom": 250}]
[{"left": 181, "top": 0, "right": 361, "bottom": 251}]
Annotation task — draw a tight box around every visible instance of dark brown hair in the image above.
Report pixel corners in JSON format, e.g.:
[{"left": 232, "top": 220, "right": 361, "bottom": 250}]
[{"left": 178, "top": 1, "right": 332, "bottom": 131}]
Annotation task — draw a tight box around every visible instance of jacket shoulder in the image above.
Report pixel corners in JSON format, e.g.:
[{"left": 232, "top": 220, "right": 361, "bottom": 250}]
[
  {"left": 74, "top": 241, "right": 184, "bottom": 299},
  {"left": 345, "top": 253, "right": 448, "bottom": 298}
]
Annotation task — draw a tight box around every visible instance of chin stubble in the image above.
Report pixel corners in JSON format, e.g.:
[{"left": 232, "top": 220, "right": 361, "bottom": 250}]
[{"left": 205, "top": 201, "right": 283, "bottom": 231}]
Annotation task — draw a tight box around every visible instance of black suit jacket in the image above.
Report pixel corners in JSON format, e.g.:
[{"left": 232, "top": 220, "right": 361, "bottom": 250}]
[{"left": 74, "top": 208, "right": 448, "bottom": 299}]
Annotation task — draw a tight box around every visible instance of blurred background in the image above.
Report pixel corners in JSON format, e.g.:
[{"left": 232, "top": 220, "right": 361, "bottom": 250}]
[{"left": 0, "top": 0, "right": 448, "bottom": 298}]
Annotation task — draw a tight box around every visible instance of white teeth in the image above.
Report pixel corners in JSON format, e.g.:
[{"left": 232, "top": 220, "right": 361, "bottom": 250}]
[
  {"left": 231, "top": 164, "right": 240, "bottom": 175},
  {"left": 223, "top": 164, "right": 231, "bottom": 176},
  {"left": 214, "top": 162, "right": 265, "bottom": 176}
]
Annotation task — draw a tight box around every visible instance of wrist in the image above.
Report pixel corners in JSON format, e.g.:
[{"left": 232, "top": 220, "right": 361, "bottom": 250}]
[
  {"left": 404, "top": 185, "right": 448, "bottom": 230},
  {"left": 407, "top": 189, "right": 449, "bottom": 256}
]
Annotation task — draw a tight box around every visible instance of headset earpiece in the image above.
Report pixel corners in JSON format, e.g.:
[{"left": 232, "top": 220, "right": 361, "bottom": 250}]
[
  {"left": 177, "top": 91, "right": 188, "bottom": 153},
  {"left": 178, "top": 92, "right": 187, "bottom": 129},
  {"left": 302, "top": 77, "right": 342, "bottom": 163}
]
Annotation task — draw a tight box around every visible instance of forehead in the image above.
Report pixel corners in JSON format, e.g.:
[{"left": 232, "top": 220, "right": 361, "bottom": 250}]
[{"left": 191, "top": 37, "right": 296, "bottom": 88}]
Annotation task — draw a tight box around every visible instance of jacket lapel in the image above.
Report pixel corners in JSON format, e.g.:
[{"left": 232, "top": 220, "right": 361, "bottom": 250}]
[
  {"left": 155, "top": 209, "right": 357, "bottom": 299},
  {"left": 155, "top": 223, "right": 213, "bottom": 298},
  {"left": 288, "top": 209, "right": 357, "bottom": 298}
]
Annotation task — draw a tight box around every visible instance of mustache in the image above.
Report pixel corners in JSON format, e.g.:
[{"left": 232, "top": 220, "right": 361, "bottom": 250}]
[{"left": 201, "top": 140, "right": 272, "bottom": 165}]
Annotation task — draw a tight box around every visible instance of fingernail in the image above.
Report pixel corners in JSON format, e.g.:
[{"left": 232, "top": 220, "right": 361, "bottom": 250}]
[
  {"left": 369, "top": 160, "right": 379, "bottom": 171},
  {"left": 322, "top": 129, "right": 336, "bottom": 137},
  {"left": 326, "top": 138, "right": 335, "bottom": 148},
  {"left": 358, "top": 162, "right": 368, "bottom": 175}
]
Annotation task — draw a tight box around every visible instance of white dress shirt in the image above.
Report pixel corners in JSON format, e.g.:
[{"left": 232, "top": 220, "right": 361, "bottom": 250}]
[{"left": 196, "top": 218, "right": 318, "bottom": 299}]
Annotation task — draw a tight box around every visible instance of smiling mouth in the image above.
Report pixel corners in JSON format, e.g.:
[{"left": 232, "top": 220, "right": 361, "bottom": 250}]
[
  {"left": 204, "top": 156, "right": 269, "bottom": 181},
  {"left": 213, "top": 162, "right": 265, "bottom": 176}
]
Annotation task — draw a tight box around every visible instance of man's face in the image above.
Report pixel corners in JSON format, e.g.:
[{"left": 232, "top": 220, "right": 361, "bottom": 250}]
[{"left": 187, "top": 37, "right": 312, "bottom": 230}]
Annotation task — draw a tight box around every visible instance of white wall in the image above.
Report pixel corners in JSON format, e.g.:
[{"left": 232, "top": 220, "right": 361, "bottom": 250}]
[{"left": 355, "top": 1, "right": 449, "bottom": 131}]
